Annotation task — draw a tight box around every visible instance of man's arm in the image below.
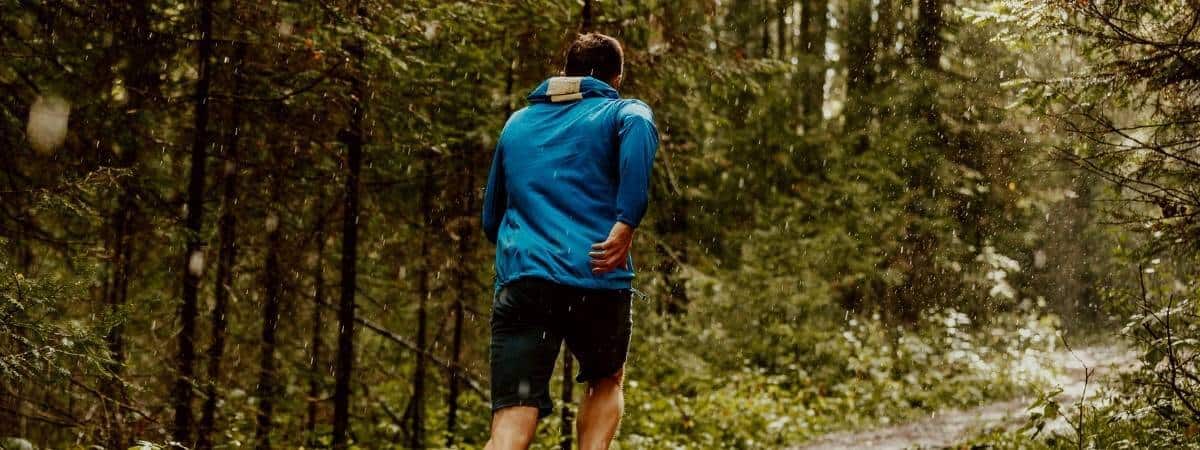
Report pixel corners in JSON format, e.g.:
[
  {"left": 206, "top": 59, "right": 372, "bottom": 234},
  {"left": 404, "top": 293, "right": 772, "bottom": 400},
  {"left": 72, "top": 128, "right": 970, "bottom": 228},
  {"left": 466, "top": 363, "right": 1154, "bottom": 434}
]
[
  {"left": 591, "top": 101, "right": 659, "bottom": 274},
  {"left": 614, "top": 101, "right": 659, "bottom": 228},
  {"left": 482, "top": 141, "right": 506, "bottom": 244}
]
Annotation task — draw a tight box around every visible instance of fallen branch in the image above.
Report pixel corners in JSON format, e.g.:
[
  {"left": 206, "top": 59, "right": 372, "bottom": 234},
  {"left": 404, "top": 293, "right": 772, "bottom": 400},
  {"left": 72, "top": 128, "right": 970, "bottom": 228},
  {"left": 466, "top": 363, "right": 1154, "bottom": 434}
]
[{"left": 312, "top": 297, "right": 489, "bottom": 399}]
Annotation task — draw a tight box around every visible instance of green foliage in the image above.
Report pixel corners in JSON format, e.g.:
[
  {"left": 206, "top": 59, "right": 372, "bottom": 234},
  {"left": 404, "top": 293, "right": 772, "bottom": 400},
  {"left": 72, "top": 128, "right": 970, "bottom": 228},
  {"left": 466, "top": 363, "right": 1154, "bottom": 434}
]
[
  {"left": 603, "top": 305, "right": 1061, "bottom": 449},
  {"left": 0, "top": 0, "right": 1132, "bottom": 447}
]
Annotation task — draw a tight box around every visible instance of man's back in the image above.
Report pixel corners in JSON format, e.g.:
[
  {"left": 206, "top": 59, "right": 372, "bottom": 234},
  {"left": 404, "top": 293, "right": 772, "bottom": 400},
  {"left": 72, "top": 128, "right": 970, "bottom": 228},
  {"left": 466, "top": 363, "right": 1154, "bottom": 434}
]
[{"left": 482, "top": 76, "right": 658, "bottom": 290}]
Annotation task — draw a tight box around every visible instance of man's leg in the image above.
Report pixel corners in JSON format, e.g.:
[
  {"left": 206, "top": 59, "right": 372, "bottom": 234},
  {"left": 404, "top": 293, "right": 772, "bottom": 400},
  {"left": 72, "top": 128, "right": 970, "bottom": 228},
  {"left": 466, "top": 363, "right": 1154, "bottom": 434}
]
[
  {"left": 485, "top": 406, "right": 539, "bottom": 450},
  {"left": 488, "top": 280, "right": 561, "bottom": 449},
  {"left": 564, "top": 287, "right": 633, "bottom": 450},
  {"left": 576, "top": 367, "right": 625, "bottom": 450}
]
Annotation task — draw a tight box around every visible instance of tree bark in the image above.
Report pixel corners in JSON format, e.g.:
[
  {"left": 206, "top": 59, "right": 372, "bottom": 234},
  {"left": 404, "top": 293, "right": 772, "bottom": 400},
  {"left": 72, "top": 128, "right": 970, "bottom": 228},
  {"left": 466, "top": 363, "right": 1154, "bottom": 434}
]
[
  {"left": 254, "top": 154, "right": 285, "bottom": 450},
  {"left": 173, "top": 0, "right": 215, "bottom": 443},
  {"left": 917, "top": 0, "right": 943, "bottom": 70},
  {"left": 777, "top": 0, "right": 789, "bottom": 59},
  {"left": 560, "top": 352, "right": 574, "bottom": 450},
  {"left": 445, "top": 160, "right": 475, "bottom": 446},
  {"left": 800, "top": 0, "right": 829, "bottom": 130},
  {"left": 845, "top": 0, "right": 875, "bottom": 153},
  {"left": 197, "top": 40, "right": 247, "bottom": 450},
  {"left": 410, "top": 161, "right": 434, "bottom": 449},
  {"left": 102, "top": 1, "right": 160, "bottom": 445},
  {"left": 306, "top": 197, "right": 329, "bottom": 446},
  {"left": 761, "top": 0, "right": 773, "bottom": 58},
  {"left": 332, "top": 3, "right": 368, "bottom": 446},
  {"left": 581, "top": 0, "right": 593, "bottom": 32}
]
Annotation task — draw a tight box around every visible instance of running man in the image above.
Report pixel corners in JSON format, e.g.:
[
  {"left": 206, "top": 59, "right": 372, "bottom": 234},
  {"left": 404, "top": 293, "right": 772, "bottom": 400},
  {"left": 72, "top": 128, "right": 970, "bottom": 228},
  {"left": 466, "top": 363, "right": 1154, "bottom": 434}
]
[{"left": 481, "top": 32, "right": 659, "bottom": 450}]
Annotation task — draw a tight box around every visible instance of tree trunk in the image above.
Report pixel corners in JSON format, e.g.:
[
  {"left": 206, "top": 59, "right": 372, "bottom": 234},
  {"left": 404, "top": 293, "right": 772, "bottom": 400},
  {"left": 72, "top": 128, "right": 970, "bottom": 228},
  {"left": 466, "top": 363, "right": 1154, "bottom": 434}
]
[
  {"left": 581, "top": 0, "right": 593, "bottom": 32},
  {"left": 845, "top": 0, "right": 875, "bottom": 153},
  {"left": 445, "top": 160, "right": 475, "bottom": 446},
  {"left": 197, "top": 41, "right": 247, "bottom": 450},
  {"left": 731, "top": 0, "right": 753, "bottom": 58},
  {"left": 410, "top": 161, "right": 434, "bottom": 449},
  {"left": 102, "top": 2, "right": 160, "bottom": 445},
  {"left": 560, "top": 352, "right": 574, "bottom": 450},
  {"left": 103, "top": 155, "right": 134, "bottom": 449},
  {"left": 800, "top": 0, "right": 829, "bottom": 130},
  {"left": 332, "top": 3, "right": 368, "bottom": 446},
  {"left": 307, "top": 198, "right": 329, "bottom": 446},
  {"left": 917, "top": 0, "right": 943, "bottom": 70},
  {"left": 173, "top": 0, "right": 215, "bottom": 443},
  {"left": 875, "top": 0, "right": 896, "bottom": 67},
  {"left": 254, "top": 156, "right": 285, "bottom": 450},
  {"left": 761, "top": 0, "right": 772, "bottom": 58},
  {"left": 776, "top": 0, "right": 789, "bottom": 60}
]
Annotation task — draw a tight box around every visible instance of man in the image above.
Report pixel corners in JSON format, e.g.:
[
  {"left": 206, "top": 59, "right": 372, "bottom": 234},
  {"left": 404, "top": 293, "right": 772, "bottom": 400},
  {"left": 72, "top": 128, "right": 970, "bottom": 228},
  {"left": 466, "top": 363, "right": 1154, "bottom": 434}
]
[{"left": 481, "top": 32, "right": 659, "bottom": 450}]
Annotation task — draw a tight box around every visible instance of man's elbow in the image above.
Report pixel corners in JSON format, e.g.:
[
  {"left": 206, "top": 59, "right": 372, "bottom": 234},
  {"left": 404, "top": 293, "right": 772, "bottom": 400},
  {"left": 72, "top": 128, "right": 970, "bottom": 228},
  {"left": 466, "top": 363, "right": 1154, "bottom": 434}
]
[{"left": 616, "top": 205, "right": 648, "bottom": 229}]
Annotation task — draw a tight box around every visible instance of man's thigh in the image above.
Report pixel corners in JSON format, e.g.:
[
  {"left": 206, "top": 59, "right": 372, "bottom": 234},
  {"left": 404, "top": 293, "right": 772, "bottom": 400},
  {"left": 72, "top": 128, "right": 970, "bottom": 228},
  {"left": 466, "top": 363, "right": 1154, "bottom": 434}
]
[
  {"left": 562, "top": 288, "right": 633, "bottom": 383},
  {"left": 490, "top": 279, "right": 562, "bottom": 419}
]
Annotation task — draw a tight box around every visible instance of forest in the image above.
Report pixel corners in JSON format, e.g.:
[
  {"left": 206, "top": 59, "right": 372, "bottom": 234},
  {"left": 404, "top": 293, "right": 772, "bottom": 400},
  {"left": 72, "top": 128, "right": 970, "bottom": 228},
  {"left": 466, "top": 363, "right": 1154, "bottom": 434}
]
[{"left": 2, "top": 0, "right": 1199, "bottom": 449}]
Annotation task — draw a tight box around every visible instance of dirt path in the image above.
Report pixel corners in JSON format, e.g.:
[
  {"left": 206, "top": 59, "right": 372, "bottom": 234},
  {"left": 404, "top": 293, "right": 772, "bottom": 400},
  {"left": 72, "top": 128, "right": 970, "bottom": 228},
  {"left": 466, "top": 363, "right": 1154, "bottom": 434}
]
[{"left": 790, "top": 345, "right": 1138, "bottom": 450}]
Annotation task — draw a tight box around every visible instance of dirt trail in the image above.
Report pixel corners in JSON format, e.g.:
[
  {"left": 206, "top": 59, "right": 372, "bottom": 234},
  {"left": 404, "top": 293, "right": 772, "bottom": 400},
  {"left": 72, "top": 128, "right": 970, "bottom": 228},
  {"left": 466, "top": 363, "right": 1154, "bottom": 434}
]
[{"left": 790, "top": 345, "right": 1138, "bottom": 450}]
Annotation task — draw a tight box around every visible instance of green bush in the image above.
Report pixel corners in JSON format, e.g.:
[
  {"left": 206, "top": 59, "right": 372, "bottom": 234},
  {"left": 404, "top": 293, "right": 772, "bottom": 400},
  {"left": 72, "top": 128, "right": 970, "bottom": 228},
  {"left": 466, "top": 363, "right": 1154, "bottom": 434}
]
[{"left": 605, "top": 305, "right": 1062, "bottom": 449}]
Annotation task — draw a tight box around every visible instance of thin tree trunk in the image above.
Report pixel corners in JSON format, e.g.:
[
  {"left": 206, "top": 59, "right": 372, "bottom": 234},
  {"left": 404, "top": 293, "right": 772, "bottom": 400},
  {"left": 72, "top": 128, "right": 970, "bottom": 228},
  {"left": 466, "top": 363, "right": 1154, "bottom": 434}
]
[
  {"left": 761, "top": 0, "right": 772, "bottom": 58},
  {"left": 560, "top": 352, "right": 574, "bottom": 450},
  {"left": 102, "top": 2, "right": 160, "bottom": 444},
  {"left": 103, "top": 164, "right": 134, "bottom": 449},
  {"left": 917, "top": 0, "right": 943, "bottom": 71},
  {"left": 332, "top": 3, "right": 368, "bottom": 446},
  {"left": 875, "top": 0, "right": 896, "bottom": 67},
  {"left": 800, "top": 0, "right": 829, "bottom": 130},
  {"left": 581, "top": 0, "right": 593, "bottom": 32},
  {"left": 173, "top": 0, "right": 215, "bottom": 443},
  {"left": 730, "top": 0, "right": 753, "bottom": 57},
  {"left": 254, "top": 153, "right": 285, "bottom": 450},
  {"left": 197, "top": 41, "right": 247, "bottom": 450},
  {"left": 410, "top": 162, "right": 434, "bottom": 449},
  {"left": 777, "top": 0, "right": 789, "bottom": 59},
  {"left": 845, "top": 0, "right": 875, "bottom": 154},
  {"left": 445, "top": 160, "right": 475, "bottom": 445},
  {"left": 307, "top": 197, "right": 329, "bottom": 446}
]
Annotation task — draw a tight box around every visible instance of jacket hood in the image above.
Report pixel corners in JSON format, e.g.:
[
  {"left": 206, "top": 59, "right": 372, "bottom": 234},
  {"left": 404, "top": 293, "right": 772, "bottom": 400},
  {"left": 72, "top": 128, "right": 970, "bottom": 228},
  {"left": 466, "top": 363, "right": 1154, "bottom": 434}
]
[{"left": 526, "top": 76, "right": 619, "bottom": 103}]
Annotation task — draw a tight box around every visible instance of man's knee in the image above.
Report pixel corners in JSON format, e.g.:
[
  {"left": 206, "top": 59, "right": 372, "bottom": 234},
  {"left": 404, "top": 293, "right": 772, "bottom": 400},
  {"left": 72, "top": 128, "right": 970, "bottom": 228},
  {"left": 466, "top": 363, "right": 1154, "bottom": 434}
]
[
  {"left": 588, "top": 367, "right": 625, "bottom": 392},
  {"left": 487, "top": 406, "right": 539, "bottom": 450}
]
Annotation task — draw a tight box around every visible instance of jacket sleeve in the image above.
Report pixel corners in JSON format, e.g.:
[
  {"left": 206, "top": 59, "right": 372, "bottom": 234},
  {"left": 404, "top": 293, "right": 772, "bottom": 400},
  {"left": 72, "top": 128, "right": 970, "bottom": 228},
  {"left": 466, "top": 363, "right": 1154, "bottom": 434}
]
[
  {"left": 482, "top": 141, "right": 506, "bottom": 243},
  {"left": 614, "top": 101, "right": 660, "bottom": 228}
]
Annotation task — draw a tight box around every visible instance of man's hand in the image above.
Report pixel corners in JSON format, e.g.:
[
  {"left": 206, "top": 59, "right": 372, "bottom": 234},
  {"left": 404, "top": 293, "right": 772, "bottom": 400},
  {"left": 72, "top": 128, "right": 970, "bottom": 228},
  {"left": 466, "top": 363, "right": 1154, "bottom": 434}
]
[{"left": 590, "top": 222, "right": 634, "bottom": 275}]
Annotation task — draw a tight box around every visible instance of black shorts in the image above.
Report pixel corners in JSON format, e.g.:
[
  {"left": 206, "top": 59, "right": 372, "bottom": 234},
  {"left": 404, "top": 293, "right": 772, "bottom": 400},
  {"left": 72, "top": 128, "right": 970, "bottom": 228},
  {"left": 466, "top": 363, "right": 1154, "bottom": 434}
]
[{"left": 490, "top": 278, "right": 633, "bottom": 419}]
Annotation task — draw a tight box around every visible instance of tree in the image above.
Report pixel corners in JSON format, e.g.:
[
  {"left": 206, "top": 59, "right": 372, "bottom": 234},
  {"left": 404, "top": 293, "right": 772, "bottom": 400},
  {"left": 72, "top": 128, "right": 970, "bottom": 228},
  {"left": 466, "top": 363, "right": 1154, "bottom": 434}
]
[
  {"left": 197, "top": 40, "right": 247, "bottom": 450},
  {"left": 253, "top": 144, "right": 286, "bottom": 449},
  {"left": 332, "top": 2, "right": 369, "bottom": 446},
  {"left": 408, "top": 162, "right": 434, "bottom": 449},
  {"left": 844, "top": 0, "right": 876, "bottom": 153},
  {"left": 173, "top": 0, "right": 215, "bottom": 443},
  {"left": 800, "top": 0, "right": 829, "bottom": 130}
]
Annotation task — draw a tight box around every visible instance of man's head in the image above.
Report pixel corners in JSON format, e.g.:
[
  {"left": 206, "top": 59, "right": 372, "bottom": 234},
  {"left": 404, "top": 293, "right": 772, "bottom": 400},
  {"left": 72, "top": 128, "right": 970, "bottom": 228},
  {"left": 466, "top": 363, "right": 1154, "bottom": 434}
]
[{"left": 564, "top": 33, "right": 624, "bottom": 88}]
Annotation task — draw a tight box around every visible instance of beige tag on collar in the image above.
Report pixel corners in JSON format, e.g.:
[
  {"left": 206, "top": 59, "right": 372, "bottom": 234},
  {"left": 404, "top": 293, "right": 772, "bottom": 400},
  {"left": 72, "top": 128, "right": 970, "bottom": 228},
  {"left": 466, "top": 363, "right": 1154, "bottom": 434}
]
[{"left": 547, "top": 77, "right": 584, "bottom": 102}]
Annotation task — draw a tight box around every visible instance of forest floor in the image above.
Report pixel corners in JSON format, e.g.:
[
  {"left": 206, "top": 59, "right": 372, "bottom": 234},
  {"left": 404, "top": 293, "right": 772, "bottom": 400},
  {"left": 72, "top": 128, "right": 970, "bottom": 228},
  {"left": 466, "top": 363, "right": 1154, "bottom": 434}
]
[{"left": 790, "top": 344, "right": 1139, "bottom": 450}]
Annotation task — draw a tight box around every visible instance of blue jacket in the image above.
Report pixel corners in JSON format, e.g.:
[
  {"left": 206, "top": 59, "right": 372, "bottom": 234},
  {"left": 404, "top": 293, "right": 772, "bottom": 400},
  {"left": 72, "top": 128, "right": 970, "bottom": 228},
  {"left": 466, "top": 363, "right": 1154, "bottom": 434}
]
[{"left": 483, "top": 76, "right": 659, "bottom": 290}]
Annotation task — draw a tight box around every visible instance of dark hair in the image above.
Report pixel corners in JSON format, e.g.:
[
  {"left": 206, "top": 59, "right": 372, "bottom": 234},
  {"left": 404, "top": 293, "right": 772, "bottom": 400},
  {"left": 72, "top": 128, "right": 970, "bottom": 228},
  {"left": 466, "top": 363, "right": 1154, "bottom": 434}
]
[{"left": 564, "top": 33, "right": 623, "bottom": 82}]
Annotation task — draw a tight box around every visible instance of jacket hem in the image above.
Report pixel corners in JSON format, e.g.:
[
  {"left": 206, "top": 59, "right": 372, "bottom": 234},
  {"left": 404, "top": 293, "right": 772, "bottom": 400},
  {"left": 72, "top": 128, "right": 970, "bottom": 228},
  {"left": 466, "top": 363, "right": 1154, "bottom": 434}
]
[{"left": 496, "top": 271, "right": 633, "bottom": 292}]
